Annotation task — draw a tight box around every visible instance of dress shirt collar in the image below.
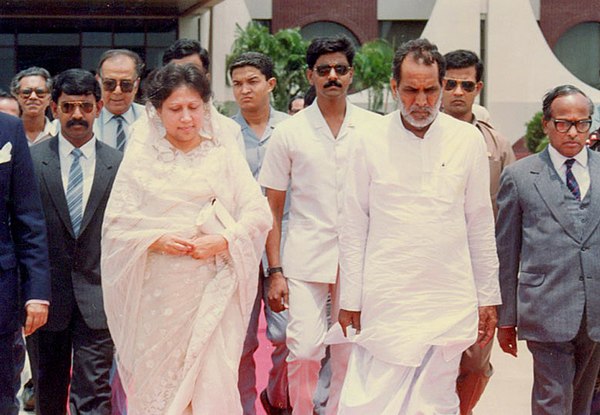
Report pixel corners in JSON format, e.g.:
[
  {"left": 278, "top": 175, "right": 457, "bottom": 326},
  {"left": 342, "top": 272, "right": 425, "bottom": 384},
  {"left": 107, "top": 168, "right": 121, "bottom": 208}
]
[
  {"left": 547, "top": 143, "right": 588, "bottom": 171},
  {"left": 58, "top": 132, "right": 97, "bottom": 161},
  {"left": 305, "top": 99, "right": 355, "bottom": 139},
  {"left": 232, "top": 106, "right": 279, "bottom": 142},
  {"left": 101, "top": 105, "right": 137, "bottom": 126}
]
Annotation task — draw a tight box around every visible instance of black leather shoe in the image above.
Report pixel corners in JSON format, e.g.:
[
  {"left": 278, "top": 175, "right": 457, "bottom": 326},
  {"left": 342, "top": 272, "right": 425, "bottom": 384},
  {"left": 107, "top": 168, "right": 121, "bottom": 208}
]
[
  {"left": 259, "top": 389, "right": 291, "bottom": 415},
  {"left": 21, "top": 379, "right": 35, "bottom": 412}
]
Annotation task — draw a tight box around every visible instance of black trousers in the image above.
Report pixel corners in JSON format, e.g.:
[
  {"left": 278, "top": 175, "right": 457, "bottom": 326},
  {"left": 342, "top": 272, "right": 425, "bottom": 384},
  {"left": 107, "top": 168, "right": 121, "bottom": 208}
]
[{"left": 34, "top": 306, "right": 113, "bottom": 415}]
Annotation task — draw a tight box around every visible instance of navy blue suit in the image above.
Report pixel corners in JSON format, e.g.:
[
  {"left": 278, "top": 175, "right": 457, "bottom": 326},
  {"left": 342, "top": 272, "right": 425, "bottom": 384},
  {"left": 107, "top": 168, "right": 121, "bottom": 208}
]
[{"left": 0, "top": 112, "right": 50, "bottom": 415}]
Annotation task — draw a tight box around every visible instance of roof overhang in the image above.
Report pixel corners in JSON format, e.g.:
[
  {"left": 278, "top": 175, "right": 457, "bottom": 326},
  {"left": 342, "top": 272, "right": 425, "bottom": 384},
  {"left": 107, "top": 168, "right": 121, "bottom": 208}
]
[{"left": 0, "top": 0, "right": 223, "bottom": 18}]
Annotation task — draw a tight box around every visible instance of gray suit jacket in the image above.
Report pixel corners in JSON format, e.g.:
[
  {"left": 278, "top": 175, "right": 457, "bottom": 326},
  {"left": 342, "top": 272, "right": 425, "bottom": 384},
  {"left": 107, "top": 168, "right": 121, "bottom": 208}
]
[
  {"left": 496, "top": 148, "right": 600, "bottom": 342},
  {"left": 30, "top": 137, "right": 122, "bottom": 331}
]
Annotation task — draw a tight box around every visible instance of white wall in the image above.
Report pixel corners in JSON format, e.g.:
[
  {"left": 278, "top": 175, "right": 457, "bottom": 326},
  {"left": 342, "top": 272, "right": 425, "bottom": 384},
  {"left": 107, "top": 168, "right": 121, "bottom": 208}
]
[
  {"left": 244, "top": 0, "right": 272, "bottom": 19},
  {"left": 378, "top": 0, "right": 539, "bottom": 20}
]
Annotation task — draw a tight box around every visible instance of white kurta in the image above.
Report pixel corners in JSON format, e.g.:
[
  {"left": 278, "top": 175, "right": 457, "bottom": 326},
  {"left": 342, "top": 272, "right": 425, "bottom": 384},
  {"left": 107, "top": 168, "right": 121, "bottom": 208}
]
[{"left": 338, "top": 111, "right": 501, "bottom": 367}]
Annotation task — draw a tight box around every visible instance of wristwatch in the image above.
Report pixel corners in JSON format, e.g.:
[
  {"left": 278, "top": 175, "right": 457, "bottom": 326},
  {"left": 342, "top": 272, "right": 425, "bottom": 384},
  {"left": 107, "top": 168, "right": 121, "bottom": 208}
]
[{"left": 267, "top": 266, "right": 283, "bottom": 276}]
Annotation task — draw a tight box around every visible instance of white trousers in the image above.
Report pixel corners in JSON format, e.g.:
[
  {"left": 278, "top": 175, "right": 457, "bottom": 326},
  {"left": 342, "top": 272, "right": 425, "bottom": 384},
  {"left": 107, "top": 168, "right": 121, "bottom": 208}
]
[
  {"left": 286, "top": 277, "right": 351, "bottom": 415},
  {"left": 338, "top": 344, "right": 461, "bottom": 415}
]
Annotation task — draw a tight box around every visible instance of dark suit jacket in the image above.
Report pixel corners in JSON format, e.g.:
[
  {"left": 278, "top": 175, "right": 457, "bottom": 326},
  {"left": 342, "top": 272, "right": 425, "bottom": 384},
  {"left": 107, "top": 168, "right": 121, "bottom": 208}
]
[
  {"left": 30, "top": 136, "right": 122, "bottom": 331},
  {"left": 496, "top": 148, "right": 600, "bottom": 342},
  {"left": 0, "top": 113, "right": 50, "bottom": 335}
]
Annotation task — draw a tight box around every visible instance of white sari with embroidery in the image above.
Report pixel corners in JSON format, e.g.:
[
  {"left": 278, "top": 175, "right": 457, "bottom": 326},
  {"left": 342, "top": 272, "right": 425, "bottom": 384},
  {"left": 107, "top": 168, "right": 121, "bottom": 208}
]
[{"left": 101, "top": 104, "right": 271, "bottom": 415}]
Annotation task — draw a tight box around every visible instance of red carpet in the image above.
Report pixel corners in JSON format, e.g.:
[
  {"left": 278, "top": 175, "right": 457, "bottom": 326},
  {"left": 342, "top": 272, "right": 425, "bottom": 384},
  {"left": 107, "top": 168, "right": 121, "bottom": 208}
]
[{"left": 254, "top": 311, "right": 271, "bottom": 415}]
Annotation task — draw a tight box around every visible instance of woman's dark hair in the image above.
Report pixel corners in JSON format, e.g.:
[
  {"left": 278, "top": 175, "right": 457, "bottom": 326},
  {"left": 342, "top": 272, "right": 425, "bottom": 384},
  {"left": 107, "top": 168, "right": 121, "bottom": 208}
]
[{"left": 144, "top": 63, "right": 211, "bottom": 108}]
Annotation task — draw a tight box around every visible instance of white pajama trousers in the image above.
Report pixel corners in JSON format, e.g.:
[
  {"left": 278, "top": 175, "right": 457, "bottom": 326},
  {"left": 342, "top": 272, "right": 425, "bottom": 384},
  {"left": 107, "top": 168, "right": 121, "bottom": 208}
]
[
  {"left": 338, "top": 344, "right": 461, "bottom": 415},
  {"left": 286, "top": 277, "right": 351, "bottom": 415}
]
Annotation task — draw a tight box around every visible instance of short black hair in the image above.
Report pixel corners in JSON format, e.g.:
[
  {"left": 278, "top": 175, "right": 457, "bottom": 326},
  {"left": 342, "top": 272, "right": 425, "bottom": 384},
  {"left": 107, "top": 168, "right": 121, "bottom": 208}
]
[
  {"left": 542, "top": 84, "right": 594, "bottom": 121},
  {"left": 392, "top": 38, "right": 445, "bottom": 85},
  {"left": 10, "top": 66, "right": 52, "bottom": 97},
  {"left": 162, "top": 39, "right": 210, "bottom": 72},
  {"left": 444, "top": 49, "right": 484, "bottom": 82},
  {"left": 52, "top": 69, "right": 102, "bottom": 103},
  {"left": 144, "top": 63, "right": 211, "bottom": 109},
  {"left": 228, "top": 52, "right": 275, "bottom": 80},
  {"left": 306, "top": 36, "right": 355, "bottom": 69},
  {"left": 288, "top": 94, "right": 304, "bottom": 111},
  {"left": 97, "top": 49, "right": 144, "bottom": 78},
  {"left": 304, "top": 85, "right": 316, "bottom": 106}
]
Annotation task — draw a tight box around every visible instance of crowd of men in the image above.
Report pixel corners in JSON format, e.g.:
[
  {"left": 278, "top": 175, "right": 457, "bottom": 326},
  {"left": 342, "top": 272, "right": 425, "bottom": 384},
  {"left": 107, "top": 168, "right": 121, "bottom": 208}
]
[{"left": 0, "top": 33, "right": 599, "bottom": 415}]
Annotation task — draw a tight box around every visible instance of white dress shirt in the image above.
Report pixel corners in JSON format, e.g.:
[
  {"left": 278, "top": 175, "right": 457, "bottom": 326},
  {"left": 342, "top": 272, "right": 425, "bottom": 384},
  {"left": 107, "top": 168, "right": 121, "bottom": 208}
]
[
  {"left": 59, "top": 134, "right": 96, "bottom": 211},
  {"left": 258, "top": 101, "right": 381, "bottom": 283},
  {"left": 547, "top": 144, "right": 590, "bottom": 199},
  {"left": 337, "top": 111, "right": 500, "bottom": 366}
]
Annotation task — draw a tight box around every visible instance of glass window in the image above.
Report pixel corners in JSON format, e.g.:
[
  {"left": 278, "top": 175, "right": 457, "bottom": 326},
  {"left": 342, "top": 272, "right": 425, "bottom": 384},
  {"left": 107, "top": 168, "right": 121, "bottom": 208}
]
[
  {"left": 82, "top": 32, "right": 112, "bottom": 46},
  {"left": 147, "top": 31, "right": 176, "bottom": 48},
  {"left": 0, "top": 48, "right": 15, "bottom": 90},
  {"left": 18, "top": 33, "right": 79, "bottom": 46},
  {"left": 82, "top": 48, "right": 106, "bottom": 73},
  {"left": 0, "top": 34, "right": 15, "bottom": 46},
  {"left": 114, "top": 32, "right": 144, "bottom": 46},
  {"left": 379, "top": 21, "right": 426, "bottom": 47}
]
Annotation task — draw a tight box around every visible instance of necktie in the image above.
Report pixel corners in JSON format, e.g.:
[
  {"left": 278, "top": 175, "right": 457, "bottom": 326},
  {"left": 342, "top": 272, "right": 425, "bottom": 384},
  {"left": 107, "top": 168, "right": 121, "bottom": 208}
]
[
  {"left": 114, "top": 115, "right": 126, "bottom": 152},
  {"left": 66, "top": 148, "right": 84, "bottom": 236},
  {"left": 565, "top": 158, "right": 581, "bottom": 201}
]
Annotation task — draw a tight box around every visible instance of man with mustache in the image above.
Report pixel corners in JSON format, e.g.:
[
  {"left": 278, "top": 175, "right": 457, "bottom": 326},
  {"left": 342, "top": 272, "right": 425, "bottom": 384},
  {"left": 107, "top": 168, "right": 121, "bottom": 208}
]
[
  {"left": 259, "top": 36, "right": 380, "bottom": 415},
  {"left": 336, "top": 38, "right": 500, "bottom": 414},
  {"left": 29, "top": 69, "right": 122, "bottom": 414},
  {"left": 442, "top": 49, "right": 515, "bottom": 415}
]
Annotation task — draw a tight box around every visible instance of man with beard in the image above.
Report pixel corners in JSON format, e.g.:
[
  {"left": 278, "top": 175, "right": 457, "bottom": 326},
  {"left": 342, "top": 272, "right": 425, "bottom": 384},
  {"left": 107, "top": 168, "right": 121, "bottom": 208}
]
[
  {"left": 259, "top": 36, "right": 380, "bottom": 415},
  {"left": 30, "top": 69, "right": 122, "bottom": 414},
  {"left": 336, "top": 38, "right": 500, "bottom": 414}
]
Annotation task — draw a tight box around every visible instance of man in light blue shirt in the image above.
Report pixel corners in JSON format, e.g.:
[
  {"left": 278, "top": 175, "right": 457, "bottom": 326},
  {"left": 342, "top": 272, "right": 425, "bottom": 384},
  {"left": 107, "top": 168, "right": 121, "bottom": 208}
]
[{"left": 230, "top": 52, "right": 291, "bottom": 415}]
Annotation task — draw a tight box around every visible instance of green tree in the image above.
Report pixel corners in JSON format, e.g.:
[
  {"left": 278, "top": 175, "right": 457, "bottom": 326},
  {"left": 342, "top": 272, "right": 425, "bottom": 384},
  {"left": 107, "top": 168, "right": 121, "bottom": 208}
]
[
  {"left": 524, "top": 111, "right": 548, "bottom": 153},
  {"left": 227, "top": 22, "right": 309, "bottom": 111},
  {"left": 353, "top": 39, "right": 394, "bottom": 112}
]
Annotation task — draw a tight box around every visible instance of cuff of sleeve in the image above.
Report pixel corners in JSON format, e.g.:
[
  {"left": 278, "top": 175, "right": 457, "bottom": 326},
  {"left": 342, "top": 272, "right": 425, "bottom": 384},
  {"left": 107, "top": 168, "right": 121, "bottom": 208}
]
[{"left": 25, "top": 299, "right": 50, "bottom": 307}]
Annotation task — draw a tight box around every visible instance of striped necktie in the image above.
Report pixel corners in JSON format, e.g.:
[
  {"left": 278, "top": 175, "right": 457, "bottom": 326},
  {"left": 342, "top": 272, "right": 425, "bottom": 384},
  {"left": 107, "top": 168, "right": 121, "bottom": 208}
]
[
  {"left": 565, "top": 158, "right": 581, "bottom": 201},
  {"left": 66, "top": 148, "right": 84, "bottom": 236},
  {"left": 114, "top": 115, "right": 126, "bottom": 152}
]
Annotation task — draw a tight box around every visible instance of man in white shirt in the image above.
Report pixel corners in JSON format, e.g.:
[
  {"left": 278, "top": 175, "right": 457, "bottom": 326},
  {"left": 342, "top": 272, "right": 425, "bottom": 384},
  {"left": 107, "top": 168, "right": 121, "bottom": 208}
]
[
  {"left": 94, "top": 49, "right": 145, "bottom": 152},
  {"left": 336, "top": 38, "right": 500, "bottom": 414},
  {"left": 496, "top": 85, "right": 600, "bottom": 415},
  {"left": 10, "top": 67, "right": 58, "bottom": 146},
  {"left": 30, "top": 68, "right": 122, "bottom": 415},
  {"left": 259, "top": 36, "right": 380, "bottom": 415}
]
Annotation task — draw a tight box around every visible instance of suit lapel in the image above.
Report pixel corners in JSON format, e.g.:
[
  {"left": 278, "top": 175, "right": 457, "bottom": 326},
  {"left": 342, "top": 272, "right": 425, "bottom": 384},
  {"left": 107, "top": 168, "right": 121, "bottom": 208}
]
[
  {"left": 79, "top": 141, "right": 114, "bottom": 234},
  {"left": 582, "top": 150, "right": 600, "bottom": 243},
  {"left": 533, "top": 149, "right": 580, "bottom": 242},
  {"left": 41, "top": 137, "right": 77, "bottom": 239}
]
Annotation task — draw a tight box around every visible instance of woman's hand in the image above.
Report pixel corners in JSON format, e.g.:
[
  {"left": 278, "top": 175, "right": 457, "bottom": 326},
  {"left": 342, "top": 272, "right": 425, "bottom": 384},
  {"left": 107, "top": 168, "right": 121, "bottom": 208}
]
[
  {"left": 149, "top": 234, "right": 195, "bottom": 256},
  {"left": 189, "top": 235, "right": 229, "bottom": 260}
]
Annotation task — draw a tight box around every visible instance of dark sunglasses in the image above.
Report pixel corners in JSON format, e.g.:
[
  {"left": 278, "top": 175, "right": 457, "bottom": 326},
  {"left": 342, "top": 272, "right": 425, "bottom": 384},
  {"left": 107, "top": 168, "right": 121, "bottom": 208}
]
[
  {"left": 101, "top": 78, "right": 136, "bottom": 93},
  {"left": 59, "top": 101, "right": 96, "bottom": 114},
  {"left": 444, "top": 79, "right": 477, "bottom": 93},
  {"left": 313, "top": 64, "right": 351, "bottom": 77},
  {"left": 552, "top": 118, "right": 592, "bottom": 133},
  {"left": 19, "top": 87, "right": 49, "bottom": 99}
]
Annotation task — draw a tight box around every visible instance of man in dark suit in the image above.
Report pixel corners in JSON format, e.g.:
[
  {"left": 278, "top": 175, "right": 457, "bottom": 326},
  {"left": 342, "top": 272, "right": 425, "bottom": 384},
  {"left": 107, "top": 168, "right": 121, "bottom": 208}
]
[
  {"left": 30, "top": 68, "right": 122, "bottom": 415},
  {"left": 0, "top": 112, "right": 50, "bottom": 415},
  {"left": 496, "top": 84, "right": 600, "bottom": 415}
]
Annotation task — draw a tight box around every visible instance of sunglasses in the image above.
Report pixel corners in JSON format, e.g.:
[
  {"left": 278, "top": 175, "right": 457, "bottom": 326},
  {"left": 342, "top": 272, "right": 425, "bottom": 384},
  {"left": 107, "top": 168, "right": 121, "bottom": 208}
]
[
  {"left": 19, "top": 87, "right": 49, "bottom": 99},
  {"left": 444, "top": 79, "right": 477, "bottom": 93},
  {"left": 313, "top": 64, "right": 351, "bottom": 77},
  {"left": 552, "top": 118, "right": 592, "bottom": 134},
  {"left": 59, "top": 101, "right": 96, "bottom": 114},
  {"left": 101, "top": 78, "right": 136, "bottom": 93}
]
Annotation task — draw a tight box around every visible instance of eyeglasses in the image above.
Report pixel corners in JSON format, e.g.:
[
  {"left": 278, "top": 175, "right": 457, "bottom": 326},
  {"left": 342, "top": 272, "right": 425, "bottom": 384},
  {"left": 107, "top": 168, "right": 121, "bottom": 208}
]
[
  {"left": 59, "top": 101, "right": 96, "bottom": 114},
  {"left": 19, "top": 88, "right": 49, "bottom": 99},
  {"left": 313, "top": 64, "right": 351, "bottom": 77},
  {"left": 444, "top": 79, "right": 477, "bottom": 93},
  {"left": 101, "top": 78, "right": 137, "bottom": 93},
  {"left": 552, "top": 118, "right": 592, "bottom": 133}
]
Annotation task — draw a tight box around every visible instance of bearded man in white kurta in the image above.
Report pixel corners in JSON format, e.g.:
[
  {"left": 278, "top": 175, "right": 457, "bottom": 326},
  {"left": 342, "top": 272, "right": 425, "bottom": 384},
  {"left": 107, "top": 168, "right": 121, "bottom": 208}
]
[{"left": 336, "top": 39, "right": 501, "bottom": 415}]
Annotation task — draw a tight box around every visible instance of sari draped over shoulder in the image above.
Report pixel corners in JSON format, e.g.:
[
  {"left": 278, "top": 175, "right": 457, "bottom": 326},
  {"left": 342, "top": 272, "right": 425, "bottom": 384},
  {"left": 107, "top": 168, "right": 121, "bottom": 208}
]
[{"left": 101, "top": 103, "right": 271, "bottom": 414}]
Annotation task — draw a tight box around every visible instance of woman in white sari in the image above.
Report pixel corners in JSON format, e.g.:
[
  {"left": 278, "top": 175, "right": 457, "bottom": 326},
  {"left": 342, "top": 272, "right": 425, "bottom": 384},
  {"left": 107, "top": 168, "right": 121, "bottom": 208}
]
[{"left": 101, "top": 63, "right": 271, "bottom": 415}]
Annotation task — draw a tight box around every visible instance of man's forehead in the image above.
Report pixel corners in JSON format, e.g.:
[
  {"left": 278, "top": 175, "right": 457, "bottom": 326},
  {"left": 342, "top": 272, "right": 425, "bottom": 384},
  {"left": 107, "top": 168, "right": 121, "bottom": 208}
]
[
  {"left": 58, "top": 93, "right": 96, "bottom": 102},
  {"left": 232, "top": 66, "right": 265, "bottom": 81},
  {"left": 445, "top": 66, "right": 477, "bottom": 80},
  {"left": 551, "top": 93, "right": 591, "bottom": 115},
  {"left": 314, "top": 52, "right": 349, "bottom": 65},
  {"left": 19, "top": 75, "right": 47, "bottom": 86},
  {"left": 101, "top": 56, "right": 137, "bottom": 76}
]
